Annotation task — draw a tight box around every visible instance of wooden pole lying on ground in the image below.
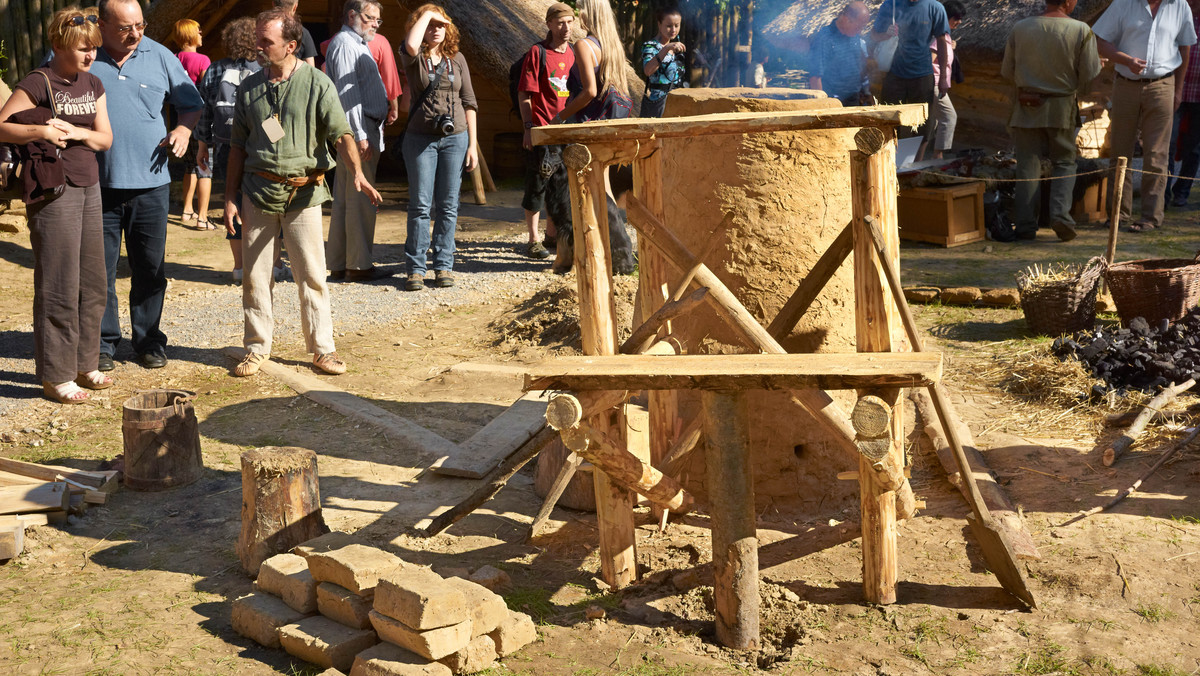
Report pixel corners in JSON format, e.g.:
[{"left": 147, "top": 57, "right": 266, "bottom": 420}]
[
  {"left": 910, "top": 389, "right": 1041, "bottom": 560},
  {"left": 1104, "top": 378, "right": 1195, "bottom": 466},
  {"left": 703, "top": 390, "right": 760, "bottom": 650},
  {"left": 237, "top": 446, "right": 328, "bottom": 577}
]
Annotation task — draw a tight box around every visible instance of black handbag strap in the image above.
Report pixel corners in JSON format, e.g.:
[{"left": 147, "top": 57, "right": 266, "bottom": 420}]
[
  {"left": 36, "top": 70, "right": 60, "bottom": 119},
  {"left": 410, "top": 57, "right": 448, "bottom": 117}
]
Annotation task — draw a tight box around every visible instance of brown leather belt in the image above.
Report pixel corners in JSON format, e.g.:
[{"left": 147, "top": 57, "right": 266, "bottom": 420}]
[
  {"left": 1117, "top": 72, "right": 1174, "bottom": 84},
  {"left": 254, "top": 170, "right": 325, "bottom": 209}
]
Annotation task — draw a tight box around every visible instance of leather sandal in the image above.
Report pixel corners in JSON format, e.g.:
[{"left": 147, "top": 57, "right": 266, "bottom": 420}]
[
  {"left": 44, "top": 381, "right": 89, "bottom": 404},
  {"left": 76, "top": 370, "right": 114, "bottom": 390},
  {"left": 181, "top": 210, "right": 196, "bottom": 223},
  {"left": 234, "top": 352, "right": 269, "bottom": 377},
  {"left": 313, "top": 352, "right": 347, "bottom": 375},
  {"left": 1128, "top": 220, "right": 1157, "bottom": 233}
]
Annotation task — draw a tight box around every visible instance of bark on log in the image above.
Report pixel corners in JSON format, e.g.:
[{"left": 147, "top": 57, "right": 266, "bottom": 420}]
[
  {"left": 238, "top": 447, "right": 328, "bottom": 577},
  {"left": 1104, "top": 379, "right": 1195, "bottom": 466},
  {"left": 911, "top": 390, "right": 1041, "bottom": 560},
  {"left": 559, "top": 423, "right": 693, "bottom": 512}
]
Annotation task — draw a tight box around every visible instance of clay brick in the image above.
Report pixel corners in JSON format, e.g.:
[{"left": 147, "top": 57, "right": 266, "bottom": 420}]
[
  {"left": 231, "top": 592, "right": 309, "bottom": 649},
  {"left": 307, "top": 544, "right": 406, "bottom": 595},
  {"left": 295, "top": 531, "right": 365, "bottom": 558},
  {"left": 318, "top": 582, "right": 374, "bottom": 629},
  {"left": 488, "top": 611, "right": 536, "bottom": 657},
  {"left": 278, "top": 616, "right": 378, "bottom": 672},
  {"left": 438, "top": 635, "right": 497, "bottom": 675},
  {"left": 444, "top": 577, "right": 507, "bottom": 637},
  {"left": 375, "top": 568, "right": 468, "bottom": 630},
  {"left": 369, "top": 609, "right": 471, "bottom": 661},
  {"left": 350, "top": 642, "right": 453, "bottom": 676},
  {"left": 467, "top": 566, "right": 510, "bottom": 591},
  {"left": 258, "top": 553, "right": 318, "bottom": 613}
]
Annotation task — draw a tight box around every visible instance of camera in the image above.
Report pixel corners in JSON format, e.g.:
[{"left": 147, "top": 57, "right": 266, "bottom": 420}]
[{"left": 434, "top": 114, "right": 455, "bottom": 135}]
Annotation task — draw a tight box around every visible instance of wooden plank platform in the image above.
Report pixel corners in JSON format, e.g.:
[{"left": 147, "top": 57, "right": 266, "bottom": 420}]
[
  {"left": 524, "top": 353, "right": 941, "bottom": 392},
  {"left": 531, "top": 104, "right": 927, "bottom": 146},
  {"left": 429, "top": 391, "right": 549, "bottom": 479}
]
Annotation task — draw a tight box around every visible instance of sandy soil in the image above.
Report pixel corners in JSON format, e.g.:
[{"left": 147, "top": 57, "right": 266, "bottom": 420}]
[{"left": 0, "top": 186, "right": 1198, "bottom": 676}]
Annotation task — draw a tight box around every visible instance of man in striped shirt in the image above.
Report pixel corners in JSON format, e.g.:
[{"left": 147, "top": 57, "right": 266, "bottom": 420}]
[{"left": 325, "top": 0, "right": 391, "bottom": 282}]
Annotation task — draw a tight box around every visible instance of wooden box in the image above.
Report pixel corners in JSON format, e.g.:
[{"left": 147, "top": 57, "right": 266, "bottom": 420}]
[
  {"left": 898, "top": 181, "right": 985, "bottom": 248},
  {"left": 1071, "top": 175, "right": 1109, "bottom": 224}
]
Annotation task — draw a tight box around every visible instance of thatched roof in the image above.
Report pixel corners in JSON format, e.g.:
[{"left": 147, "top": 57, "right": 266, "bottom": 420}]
[{"left": 763, "top": 0, "right": 1115, "bottom": 56}]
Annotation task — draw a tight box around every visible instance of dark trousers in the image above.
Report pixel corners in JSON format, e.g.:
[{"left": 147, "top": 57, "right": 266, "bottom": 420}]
[
  {"left": 881, "top": 72, "right": 935, "bottom": 140},
  {"left": 100, "top": 185, "right": 170, "bottom": 356},
  {"left": 28, "top": 184, "right": 106, "bottom": 383},
  {"left": 1170, "top": 102, "right": 1200, "bottom": 201}
]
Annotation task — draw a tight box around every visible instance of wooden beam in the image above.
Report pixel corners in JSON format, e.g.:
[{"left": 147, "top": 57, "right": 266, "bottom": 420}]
[
  {"left": 563, "top": 143, "right": 638, "bottom": 589},
  {"left": 531, "top": 104, "right": 928, "bottom": 146},
  {"left": 559, "top": 421, "right": 693, "bottom": 512},
  {"left": 524, "top": 353, "right": 942, "bottom": 392},
  {"left": 851, "top": 127, "right": 904, "bottom": 606},
  {"left": 430, "top": 391, "right": 548, "bottom": 478},
  {"left": 0, "top": 517, "right": 24, "bottom": 560},
  {"left": 223, "top": 347, "right": 461, "bottom": 461},
  {"left": 767, "top": 223, "right": 854, "bottom": 340},
  {"left": 200, "top": 0, "right": 241, "bottom": 35},
  {"left": 0, "top": 458, "right": 112, "bottom": 489},
  {"left": 0, "top": 482, "right": 70, "bottom": 515},
  {"left": 621, "top": 287, "right": 707, "bottom": 355},
  {"left": 703, "top": 390, "right": 759, "bottom": 650}
]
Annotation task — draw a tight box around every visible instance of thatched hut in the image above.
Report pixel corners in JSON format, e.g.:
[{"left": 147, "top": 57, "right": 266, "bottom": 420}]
[
  {"left": 143, "top": 0, "right": 646, "bottom": 174},
  {"left": 763, "top": 0, "right": 1118, "bottom": 150}
]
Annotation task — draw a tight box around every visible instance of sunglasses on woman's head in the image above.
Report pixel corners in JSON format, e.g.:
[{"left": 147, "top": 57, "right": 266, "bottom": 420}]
[{"left": 67, "top": 14, "right": 99, "bottom": 26}]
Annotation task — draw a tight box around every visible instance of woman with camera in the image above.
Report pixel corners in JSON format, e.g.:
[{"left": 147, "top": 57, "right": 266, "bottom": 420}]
[
  {"left": 399, "top": 4, "right": 478, "bottom": 291},
  {"left": 0, "top": 7, "right": 114, "bottom": 404}
]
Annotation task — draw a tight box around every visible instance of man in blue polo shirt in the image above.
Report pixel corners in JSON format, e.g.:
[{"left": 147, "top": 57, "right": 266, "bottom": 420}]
[
  {"left": 92, "top": 0, "right": 204, "bottom": 370},
  {"left": 872, "top": 0, "right": 950, "bottom": 142},
  {"left": 810, "top": 2, "right": 873, "bottom": 106}
]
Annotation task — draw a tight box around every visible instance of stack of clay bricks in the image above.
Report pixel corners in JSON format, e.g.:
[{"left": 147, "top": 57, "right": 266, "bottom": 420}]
[{"left": 231, "top": 532, "right": 537, "bottom": 675}]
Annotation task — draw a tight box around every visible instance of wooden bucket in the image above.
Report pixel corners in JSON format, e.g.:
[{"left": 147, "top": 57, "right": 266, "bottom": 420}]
[{"left": 122, "top": 389, "right": 203, "bottom": 491}]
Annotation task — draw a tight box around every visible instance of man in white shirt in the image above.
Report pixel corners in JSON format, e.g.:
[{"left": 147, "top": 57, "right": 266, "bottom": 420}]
[
  {"left": 1093, "top": 0, "right": 1196, "bottom": 231},
  {"left": 325, "top": 0, "right": 390, "bottom": 281}
]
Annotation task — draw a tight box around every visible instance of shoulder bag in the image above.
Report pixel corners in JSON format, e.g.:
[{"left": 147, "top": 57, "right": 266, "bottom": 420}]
[{"left": 0, "top": 70, "right": 65, "bottom": 203}]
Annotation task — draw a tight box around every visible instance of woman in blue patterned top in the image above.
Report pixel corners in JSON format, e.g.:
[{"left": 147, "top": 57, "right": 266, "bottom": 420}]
[{"left": 640, "top": 6, "right": 686, "bottom": 118}]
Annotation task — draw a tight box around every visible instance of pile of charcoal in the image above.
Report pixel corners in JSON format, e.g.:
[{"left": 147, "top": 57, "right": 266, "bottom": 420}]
[{"left": 1052, "top": 308, "right": 1200, "bottom": 394}]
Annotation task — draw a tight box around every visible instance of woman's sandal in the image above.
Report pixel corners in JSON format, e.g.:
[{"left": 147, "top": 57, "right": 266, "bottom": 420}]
[
  {"left": 1128, "top": 220, "right": 1157, "bottom": 233},
  {"left": 196, "top": 219, "right": 215, "bottom": 231},
  {"left": 43, "top": 381, "right": 89, "bottom": 404},
  {"left": 76, "top": 370, "right": 114, "bottom": 390},
  {"left": 181, "top": 211, "right": 196, "bottom": 223}
]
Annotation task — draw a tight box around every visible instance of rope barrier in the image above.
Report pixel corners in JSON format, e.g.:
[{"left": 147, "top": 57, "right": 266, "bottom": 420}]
[{"left": 913, "top": 162, "right": 1199, "bottom": 184}]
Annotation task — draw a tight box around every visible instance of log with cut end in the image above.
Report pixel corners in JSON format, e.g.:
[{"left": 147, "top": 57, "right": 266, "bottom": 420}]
[
  {"left": 1104, "top": 378, "right": 1195, "bottom": 466},
  {"left": 558, "top": 422, "right": 693, "bottom": 513},
  {"left": 237, "top": 447, "right": 328, "bottom": 576}
]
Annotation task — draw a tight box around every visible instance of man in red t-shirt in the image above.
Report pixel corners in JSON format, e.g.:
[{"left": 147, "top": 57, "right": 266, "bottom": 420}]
[{"left": 517, "top": 2, "right": 575, "bottom": 259}]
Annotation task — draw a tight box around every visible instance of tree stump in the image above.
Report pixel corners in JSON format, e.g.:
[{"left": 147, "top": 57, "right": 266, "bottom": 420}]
[{"left": 238, "top": 446, "right": 328, "bottom": 576}]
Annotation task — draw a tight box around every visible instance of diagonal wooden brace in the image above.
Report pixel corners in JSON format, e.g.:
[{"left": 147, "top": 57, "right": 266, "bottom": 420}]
[
  {"left": 621, "top": 287, "right": 708, "bottom": 355},
  {"left": 558, "top": 419, "right": 694, "bottom": 513},
  {"left": 767, "top": 223, "right": 854, "bottom": 341}
]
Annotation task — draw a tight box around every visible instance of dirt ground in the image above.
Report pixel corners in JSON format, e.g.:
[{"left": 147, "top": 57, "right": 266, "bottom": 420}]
[{"left": 1, "top": 184, "right": 1199, "bottom": 676}]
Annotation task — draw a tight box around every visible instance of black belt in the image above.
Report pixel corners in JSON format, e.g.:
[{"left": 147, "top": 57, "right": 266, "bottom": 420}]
[{"left": 1117, "top": 71, "right": 1174, "bottom": 84}]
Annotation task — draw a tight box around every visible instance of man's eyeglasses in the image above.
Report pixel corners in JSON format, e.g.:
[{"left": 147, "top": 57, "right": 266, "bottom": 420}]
[
  {"left": 360, "top": 14, "right": 383, "bottom": 26},
  {"left": 115, "top": 21, "right": 147, "bottom": 35},
  {"left": 66, "top": 15, "right": 99, "bottom": 26}
]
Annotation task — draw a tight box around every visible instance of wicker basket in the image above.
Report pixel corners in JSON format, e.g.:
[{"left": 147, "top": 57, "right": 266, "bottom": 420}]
[
  {"left": 1104, "top": 252, "right": 1200, "bottom": 327},
  {"left": 1016, "top": 257, "right": 1105, "bottom": 336}
]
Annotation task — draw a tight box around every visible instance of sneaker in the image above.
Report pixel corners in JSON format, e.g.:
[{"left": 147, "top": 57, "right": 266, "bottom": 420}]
[
  {"left": 234, "top": 351, "right": 269, "bottom": 377},
  {"left": 527, "top": 241, "right": 550, "bottom": 259},
  {"left": 435, "top": 270, "right": 455, "bottom": 288},
  {"left": 232, "top": 268, "right": 243, "bottom": 285},
  {"left": 313, "top": 352, "right": 347, "bottom": 375},
  {"left": 404, "top": 273, "right": 424, "bottom": 291}
]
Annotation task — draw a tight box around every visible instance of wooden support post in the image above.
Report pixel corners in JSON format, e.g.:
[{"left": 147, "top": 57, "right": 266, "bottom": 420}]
[
  {"left": 563, "top": 143, "right": 638, "bottom": 589},
  {"left": 476, "top": 143, "right": 497, "bottom": 192},
  {"left": 703, "top": 390, "right": 759, "bottom": 650},
  {"left": 237, "top": 446, "right": 329, "bottom": 577},
  {"left": 470, "top": 144, "right": 487, "bottom": 205},
  {"left": 851, "top": 126, "right": 903, "bottom": 606}
]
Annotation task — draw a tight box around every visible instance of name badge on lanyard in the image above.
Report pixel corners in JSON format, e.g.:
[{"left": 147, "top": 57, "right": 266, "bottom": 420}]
[{"left": 262, "top": 116, "right": 286, "bottom": 143}]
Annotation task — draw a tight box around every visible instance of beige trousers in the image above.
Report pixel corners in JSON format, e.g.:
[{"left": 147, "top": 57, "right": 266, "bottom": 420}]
[
  {"left": 326, "top": 131, "right": 382, "bottom": 272},
  {"left": 1108, "top": 75, "right": 1174, "bottom": 227},
  {"left": 242, "top": 203, "right": 335, "bottom": 356}
]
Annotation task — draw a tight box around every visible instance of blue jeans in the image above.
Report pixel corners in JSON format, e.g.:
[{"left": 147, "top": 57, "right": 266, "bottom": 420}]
[
  {"left": 100, "top": 185, "right": 169, "bottom": 356},
  {"left": 402, "top": 130, "right": 469, "bottom": 275}
]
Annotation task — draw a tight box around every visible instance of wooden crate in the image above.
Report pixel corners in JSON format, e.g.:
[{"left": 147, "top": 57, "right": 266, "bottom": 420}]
[
  {"left": 1071, "top": 175, "right": 1109, "bottom": 224},
  {"left": 898, "top": 181, "right": 985, "bottom": 248}
]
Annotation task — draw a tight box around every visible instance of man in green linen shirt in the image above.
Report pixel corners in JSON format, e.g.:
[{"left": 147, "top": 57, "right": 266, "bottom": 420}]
[
  {"left": 225, "top": 9, "right": 382, "bottom": 378},
  {"left": 1001, "top": 0, "right": 1102, "bottom": 242}
]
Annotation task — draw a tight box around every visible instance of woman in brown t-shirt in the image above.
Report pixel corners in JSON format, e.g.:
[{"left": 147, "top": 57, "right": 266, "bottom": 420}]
[
  {"left": 0, "top": 7, "right": 113, "bottom": 404},
  {"left": 399, "top": 4, "right": 479, "bottom": 291}
]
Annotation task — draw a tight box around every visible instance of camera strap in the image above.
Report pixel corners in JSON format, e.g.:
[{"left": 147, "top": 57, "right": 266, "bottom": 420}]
[{"left": 410, "top": 57, "right": 448, "bottom": 118}]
